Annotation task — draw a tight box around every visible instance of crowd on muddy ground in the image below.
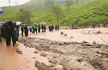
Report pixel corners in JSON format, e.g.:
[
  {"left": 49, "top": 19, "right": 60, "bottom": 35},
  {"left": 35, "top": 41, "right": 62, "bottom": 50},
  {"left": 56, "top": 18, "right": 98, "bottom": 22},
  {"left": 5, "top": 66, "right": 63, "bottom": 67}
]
[
  {"left": 0, "top": 20, "right": 108, "bottom": 46},
  {"left": 0, "top": 20, "right": 59, "bottom": 46}
]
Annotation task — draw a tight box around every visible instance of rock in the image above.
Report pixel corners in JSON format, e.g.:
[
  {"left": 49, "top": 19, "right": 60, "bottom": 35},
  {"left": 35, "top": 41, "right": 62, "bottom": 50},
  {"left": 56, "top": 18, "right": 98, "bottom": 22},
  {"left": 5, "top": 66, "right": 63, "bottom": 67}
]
[
  {"left": 81, "top": 43, "right": 93, "bottom": 46},
  {"left": 34, "top": 51, "right": 39, "bottom": 54},
  {"left": 76, "top": 59, "right": 83, "bottom": 62},
  {"left": 63, "top": 42, "right": 69, "bottom": 45},
  {"left": 64, "top": 34, "right": 67, "bottom": 36},
  {"left": 82, "top": 40, "right": 88, "bottom": 43},
  {"left": 40, "top": 53, "right": 47, "bottom": 57},
  {"left": 49, "top": 60, "right": 58, "bottom": 64},
  {"left": 91, "top": 45, "right": 101, "bottom": 48},
  {"left": 92, "top": 41, "right": 96, "bottom": 44},
  {"left": 60, "top": 32, "right": 64, "bottom": 35},
  {"left": 59, "top": 42, "right": 64, "bottom": 45},
  {"left": 16, "top": 48, "right": 22, "bottom": 54},
  {"left": 95, "top": 31, "right": 101, "bottom": 34}
]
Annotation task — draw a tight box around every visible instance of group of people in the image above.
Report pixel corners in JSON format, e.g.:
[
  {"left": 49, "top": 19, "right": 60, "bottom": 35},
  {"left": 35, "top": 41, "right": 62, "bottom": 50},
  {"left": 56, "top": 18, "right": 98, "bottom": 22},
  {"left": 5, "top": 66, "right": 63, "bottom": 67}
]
[
  {"left": 21, "top": 24, "right": 47, "bottom": 36},
  {"left": 48, "top": 25, "right": 59, "bottom": 31},
  {"left": 21, "top": 24, "right": 59, "bottom": 36},
  {"left": 0, "top": 21, "right": 19, "bottom": 46},
  {"left": 0, "top": 21, "right": 60, "bottom": 46},
  {"left": 90, "top": 22, "right": 108, "bottom": 28}
]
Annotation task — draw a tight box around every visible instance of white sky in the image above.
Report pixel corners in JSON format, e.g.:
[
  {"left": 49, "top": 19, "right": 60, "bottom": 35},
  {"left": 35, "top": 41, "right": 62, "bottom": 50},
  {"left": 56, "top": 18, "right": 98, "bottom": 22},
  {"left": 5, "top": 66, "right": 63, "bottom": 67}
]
[{"left": 0, "top": 0, "right": 30, "bottom": 7}]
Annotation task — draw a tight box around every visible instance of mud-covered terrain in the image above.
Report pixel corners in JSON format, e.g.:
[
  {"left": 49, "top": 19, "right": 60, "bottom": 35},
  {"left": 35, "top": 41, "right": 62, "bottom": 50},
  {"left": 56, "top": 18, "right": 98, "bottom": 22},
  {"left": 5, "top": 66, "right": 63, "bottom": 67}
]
[{"left": 19, "top": 37, "right": 108, "bottom": 70}]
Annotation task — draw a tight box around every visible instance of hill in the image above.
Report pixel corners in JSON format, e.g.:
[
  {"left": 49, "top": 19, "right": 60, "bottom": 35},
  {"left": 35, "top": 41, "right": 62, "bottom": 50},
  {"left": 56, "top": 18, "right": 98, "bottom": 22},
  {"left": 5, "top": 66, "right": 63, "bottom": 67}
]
[{"left": 1, "top": 0, "right": 108, "bottom": 27}]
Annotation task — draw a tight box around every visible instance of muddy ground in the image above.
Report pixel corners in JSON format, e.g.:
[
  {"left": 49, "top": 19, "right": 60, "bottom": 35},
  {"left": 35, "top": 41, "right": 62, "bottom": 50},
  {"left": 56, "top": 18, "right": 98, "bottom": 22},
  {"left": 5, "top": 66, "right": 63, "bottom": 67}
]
[{"left": 19, "top": 37, "right": 108, "bottom": 70}]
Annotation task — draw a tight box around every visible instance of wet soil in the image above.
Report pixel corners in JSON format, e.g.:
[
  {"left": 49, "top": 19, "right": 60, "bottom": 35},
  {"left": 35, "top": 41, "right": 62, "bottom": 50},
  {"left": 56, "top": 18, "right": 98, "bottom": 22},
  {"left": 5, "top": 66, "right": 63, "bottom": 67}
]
[{"left": 19, "top": 37, "right": 108, "bottom": 70}]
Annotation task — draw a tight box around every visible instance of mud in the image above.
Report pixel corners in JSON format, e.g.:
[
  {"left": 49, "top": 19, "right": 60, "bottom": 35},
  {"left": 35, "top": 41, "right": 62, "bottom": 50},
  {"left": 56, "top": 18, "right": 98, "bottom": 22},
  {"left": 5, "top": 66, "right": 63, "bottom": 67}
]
[{"left": 19, "top": 37, "right": 108, "bottom": 70}]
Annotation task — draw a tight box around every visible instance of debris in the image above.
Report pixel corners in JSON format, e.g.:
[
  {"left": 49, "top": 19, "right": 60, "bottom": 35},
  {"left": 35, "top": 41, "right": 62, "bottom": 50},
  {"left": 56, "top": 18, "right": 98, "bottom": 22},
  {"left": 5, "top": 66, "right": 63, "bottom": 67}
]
[{"left": 16, "top": 48, "right": 22, "bottom": 54}]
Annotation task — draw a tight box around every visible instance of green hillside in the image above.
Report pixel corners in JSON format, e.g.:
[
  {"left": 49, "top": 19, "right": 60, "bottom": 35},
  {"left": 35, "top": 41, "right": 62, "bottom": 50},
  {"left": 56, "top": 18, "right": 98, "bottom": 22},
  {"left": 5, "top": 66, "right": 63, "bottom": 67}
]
[{"left": 0, "top": 0, "right": 108, "bottom": 27}]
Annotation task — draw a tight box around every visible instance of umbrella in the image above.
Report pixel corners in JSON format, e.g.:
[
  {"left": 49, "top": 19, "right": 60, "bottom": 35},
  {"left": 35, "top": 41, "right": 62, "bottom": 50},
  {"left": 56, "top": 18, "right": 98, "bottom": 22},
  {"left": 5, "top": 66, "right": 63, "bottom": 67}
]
[
  {"left": 2, "top": 20, "right": 13, "bottom": 28},
  {"left": 16, "top": 21, "right": 22, "bottom": 25},
  {"left": 33, "top": 23, "right": 38, "bottom": 25},
  {"left": 0, "top": 7, "right": 4, "bottom": 14},
  {"left": 39, "top": 22, "right": 46, "bottom": 24},
  {"left": 39, "top": 22, "right": 43, "bottom": 24},
  {"left": 43, "top": 22, "right": 46, "bottom": 24}
]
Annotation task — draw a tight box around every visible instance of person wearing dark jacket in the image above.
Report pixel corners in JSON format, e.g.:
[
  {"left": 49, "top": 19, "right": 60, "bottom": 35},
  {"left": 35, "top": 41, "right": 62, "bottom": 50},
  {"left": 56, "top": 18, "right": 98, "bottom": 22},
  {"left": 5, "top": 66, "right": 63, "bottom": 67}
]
[
  {"left": 38, "top": 24, "right": 41, "bottom": 33},
  {"left": 5, "top": 22, "right": 16, "bottom": 46},
  {"left": 24, "top": 25, "right": 28, "bottom": 36},
  {"left": 41, "top": 25, "right": 44, "bottom": 32},
  {"left": 43, "top": 25, "right": 46, "bottom": 32},
  {"left": 21, "top": 25, "right": 24, "bottom": 36},
  {"left": 16, "top": 26, "right": 19, "bottom": 41},
  {"left": 0, "top": 27, "right": 2, "bottom": 42}
]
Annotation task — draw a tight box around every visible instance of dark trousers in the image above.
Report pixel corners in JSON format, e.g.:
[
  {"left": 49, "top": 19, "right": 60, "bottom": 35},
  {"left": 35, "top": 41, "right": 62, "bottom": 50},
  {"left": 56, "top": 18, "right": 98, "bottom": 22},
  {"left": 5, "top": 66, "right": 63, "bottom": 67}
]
[
  {"left": 21, "top": 31, "right": 23, "bottom": 36},
  {"left": 0, "top": 33, "right": 2, "bottom": 42},
  {"left": 33, "top": 29, "right": 37, "bottom": 33},
  {"left": 25, "top": 31, "right": 28, "bottom": 36},
  {"left": 42, "top": 28, "right": 44, "bottom": 32},
  {"left": 6, "top": 34, "right": 15, "bottom": 46}
]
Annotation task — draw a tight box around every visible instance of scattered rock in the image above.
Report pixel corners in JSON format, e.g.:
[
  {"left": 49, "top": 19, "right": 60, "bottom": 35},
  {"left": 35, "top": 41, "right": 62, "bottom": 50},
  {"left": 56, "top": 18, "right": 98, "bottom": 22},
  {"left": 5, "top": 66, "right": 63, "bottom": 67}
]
[
  {"left": 81, "top": 43, "right": 93, "bottom": 46},
  {"left": 64, "top": 34, "right": 67, "bottom": 36},
  {"left": 40, "top": 53, "right": 47, "bottom": 57},
  {"left": 76, "top": 59, "right": 83, "bottom": 63},
  {"left": 88, "top": 59, "right": 105, "bottom": 70},
  {"left": 34, "top": 51, "right": 39, "bottom": 54},
  {"left": 16, "top": 48, "right": 22, "bottom": 54}
]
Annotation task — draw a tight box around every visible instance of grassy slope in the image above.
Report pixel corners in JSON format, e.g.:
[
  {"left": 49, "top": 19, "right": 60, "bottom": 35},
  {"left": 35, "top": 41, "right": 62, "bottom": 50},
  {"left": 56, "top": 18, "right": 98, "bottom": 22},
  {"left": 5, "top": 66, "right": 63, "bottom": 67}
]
[
  {"left": 37, "top": 0, "right": 108, "bottom": 27},
  {"left": 1, "top": 0, "right": 108, "bottom": 27}
]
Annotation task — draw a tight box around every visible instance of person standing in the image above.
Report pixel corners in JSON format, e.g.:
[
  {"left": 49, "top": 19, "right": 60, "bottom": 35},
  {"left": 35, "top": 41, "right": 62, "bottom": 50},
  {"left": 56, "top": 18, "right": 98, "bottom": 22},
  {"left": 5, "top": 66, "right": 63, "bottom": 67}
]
[
  {"left": 16, "top": 26, "right": 19, "bottom": 41},
  {"left": 70, "top": 24, "right": 73, "bottom": 29},
  {"left": 5, "top": 21, "right": 16, "bottom": 46},
  {"left": 57, "top": 25, "right": 59, "bottom": 30},
  {"left": 0, "top": 23, "right": 2, "bottom": 42},
  {"left": 29, "top": 25, "right": 32, "bottom": 33},
  {"left": 38, "top": 24, "right": 41, "bottom": 33},
  {"left": 33, "top": 25, "right": 37, "bottom": 33},
  {"left": 41, "top": 24, "right": 44, "bottom": 32},
  {"left": 24, "top": 25, "right": 28, "bottom": 36},
  {"left": 21, "top": 25, "right": 24, "bottom": 36},
  {"left": 43, "top": 25, "right": 46, "bottom": 32}
]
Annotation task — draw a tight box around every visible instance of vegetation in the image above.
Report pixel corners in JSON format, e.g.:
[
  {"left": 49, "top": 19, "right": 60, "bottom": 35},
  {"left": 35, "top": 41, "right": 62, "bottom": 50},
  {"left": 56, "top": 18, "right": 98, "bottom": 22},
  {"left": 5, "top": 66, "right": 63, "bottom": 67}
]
[
  {"left": 51, "top": 4, "right": 62, "bottom": 25},
  {"left": 0, "top": 0, "right": 108, "bottom": 27},
  {"left": 65, "top": 0, "right": 73, "bottom": 14}
]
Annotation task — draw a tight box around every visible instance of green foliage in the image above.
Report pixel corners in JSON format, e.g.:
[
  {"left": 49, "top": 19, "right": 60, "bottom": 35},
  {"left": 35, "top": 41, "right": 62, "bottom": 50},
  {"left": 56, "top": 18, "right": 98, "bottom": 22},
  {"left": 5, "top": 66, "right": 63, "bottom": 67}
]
[
  {"left": 51, "top": 4, "right": 62, "bottom": 25},
  {"left": 15, "top": 10, "right": 32, "bottom": 24},
  {"left": 1, "top": 0, "right": 108, "bottom": 27},
  {"left": 65, "top": 0, "right": 74, "bottom": 14}
]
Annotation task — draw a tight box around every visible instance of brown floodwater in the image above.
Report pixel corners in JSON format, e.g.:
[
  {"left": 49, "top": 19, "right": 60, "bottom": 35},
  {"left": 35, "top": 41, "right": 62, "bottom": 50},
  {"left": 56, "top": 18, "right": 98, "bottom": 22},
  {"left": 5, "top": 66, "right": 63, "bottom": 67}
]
[
  {"left": 0, "top": 38, "right": 38, "bottom": 70},
  {"left": 0, "top": 37, "right": 51, "bottom": 70}
]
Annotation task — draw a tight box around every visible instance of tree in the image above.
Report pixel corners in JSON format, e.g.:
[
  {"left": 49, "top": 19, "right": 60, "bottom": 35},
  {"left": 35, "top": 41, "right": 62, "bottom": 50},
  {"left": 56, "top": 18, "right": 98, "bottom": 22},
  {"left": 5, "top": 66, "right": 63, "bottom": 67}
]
[
  {"left": 51, "top": 4, "right": 61, "bottom": 25},
  {"left": 15, "top": 10, "right": 32, "bottom": 24},
  {"left": 65, "top": 0, "right": 73, "bottom": 14},
  {"left": 45, "top": 0, "right": 55, "bottom": 13},
  {"left": 19, "top": 8, "right": 24, "bottom": 12}
]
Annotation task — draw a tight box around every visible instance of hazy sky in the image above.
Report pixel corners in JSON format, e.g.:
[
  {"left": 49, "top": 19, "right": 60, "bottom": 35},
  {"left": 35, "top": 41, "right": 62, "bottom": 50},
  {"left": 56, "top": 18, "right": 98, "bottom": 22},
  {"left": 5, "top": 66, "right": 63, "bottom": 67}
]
[{"left": 0, "top": 0, "right": 30, "bottom": 7}]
